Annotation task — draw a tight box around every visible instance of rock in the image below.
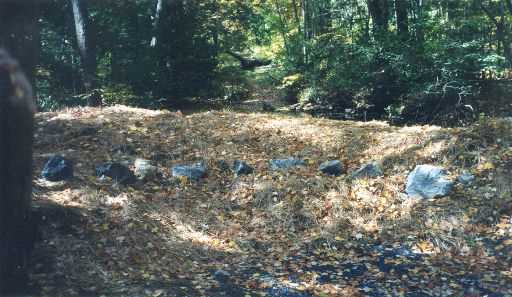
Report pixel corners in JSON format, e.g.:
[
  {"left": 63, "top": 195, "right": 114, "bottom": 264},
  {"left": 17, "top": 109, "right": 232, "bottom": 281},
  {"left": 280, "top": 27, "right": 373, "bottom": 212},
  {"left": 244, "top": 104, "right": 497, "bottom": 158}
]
[
  {"left": 406, "top": 165, "right": 454, "bottom": 199},
  {"left": 270, "top": 158, "right": 305, "bottom": 171},
  {"left": 352, "top": 162, "right": 384, "bottom": 179},
  {"left": 213, "top": 269, "right": 231, "bottom": 282},
  {"left": 319, "top": 160, "right": 344, "bottom": 176},
  {"left": 267, "top": 286, "right": 311, "bottom": 297},
  {"left": 172, "top": 163, "right": 207, "bottom": 181},
  {"left": 96, "top": 162, "right": 136, "bottom": 184},
  {"left": 233, "top": 160, "right": 253, "bottom": 175},
  {"left": 457, "top": 171, "right": 475, "bottom": 185},
  {"left": 133, "top": 159, "right": 157, "bottom": 180},
  {"left": 41, "top": 155, "right": 73, "bottom": 181}
]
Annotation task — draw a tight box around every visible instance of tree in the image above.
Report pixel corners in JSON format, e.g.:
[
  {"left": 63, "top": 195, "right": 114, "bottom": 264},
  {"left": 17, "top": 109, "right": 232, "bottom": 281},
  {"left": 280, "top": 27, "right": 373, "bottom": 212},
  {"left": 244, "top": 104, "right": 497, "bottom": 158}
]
[
  {"left": 394, "top": 0, "right": 409, "bottom": 39},
  {"left": 481, "top": 0, "right": 512, "bottom": 64},
  {"left": 0, "top": 3, "right": 38, "bottom": 293},
  {"left": 70, "top": 0, "right": 100, "bottom": 106},
  {"left": 367, "top": 0, "right": 390, "bottom": 37},
  {"left": 151, "top": 0, "right": 164, "bottom": 48}
]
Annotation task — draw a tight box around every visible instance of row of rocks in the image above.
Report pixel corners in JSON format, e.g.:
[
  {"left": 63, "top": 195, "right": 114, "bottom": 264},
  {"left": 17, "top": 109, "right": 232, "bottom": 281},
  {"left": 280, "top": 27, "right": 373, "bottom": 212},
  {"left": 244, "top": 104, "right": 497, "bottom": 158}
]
[
  {"left": 41, "top": 155, "right": 158, "bottom": 185},
  {"left": 41, "top": 154, "right": 472, "bottom": 199}
]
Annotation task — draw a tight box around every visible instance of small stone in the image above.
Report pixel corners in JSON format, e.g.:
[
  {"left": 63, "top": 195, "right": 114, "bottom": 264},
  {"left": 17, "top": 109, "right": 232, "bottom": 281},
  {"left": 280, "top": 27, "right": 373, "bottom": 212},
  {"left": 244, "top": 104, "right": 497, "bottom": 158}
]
[
  {"left": 457, "top": 171, "right": 475, "bottom": 185},
  {"left": 41, "top": 155, "right": 73, "bottom": 181},
  {"left": 319, "top": 160, "right": 344, "bottom": 176},
  {"left": 233, "top": 160, "right": 253, "bottom": 175},
  {"left": 213, "top": 269, "right": 231, "bottom": 282},
  {"left": 352, "top": 162, "right": 384, "bottom": 179},
  {"left": 269, "top": 158, "right": 305, "bottom": 171},
  {"left": 406, "top": 165, "right": 454, "bottom": 199},
  {"left": 134, "top": 158, "right": 157, "bottom": 180},
  {"left": 96, "top": 162, "right": 136, "bottom": 184},
  {"left": 172, "top": 163, "right": 207, "bottom": 181}
]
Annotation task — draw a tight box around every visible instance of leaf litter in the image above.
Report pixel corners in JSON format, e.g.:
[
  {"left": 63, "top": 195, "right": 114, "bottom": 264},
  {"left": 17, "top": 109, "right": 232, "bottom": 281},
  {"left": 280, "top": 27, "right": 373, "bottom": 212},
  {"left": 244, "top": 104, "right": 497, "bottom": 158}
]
[{"left": 28, "top": 105, "right": 512, "bottom": 296}]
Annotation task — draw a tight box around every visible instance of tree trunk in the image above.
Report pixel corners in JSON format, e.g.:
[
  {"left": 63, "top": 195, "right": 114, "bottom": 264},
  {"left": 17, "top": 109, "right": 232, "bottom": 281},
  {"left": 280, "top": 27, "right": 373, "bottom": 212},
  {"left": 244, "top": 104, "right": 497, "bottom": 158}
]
[
  {"left": 367, "top": 0, "right": 390, "bottom": 37},
  {"left": 153, "top": 0, "right": 172, "bottom": 97},
  {"left": 151, "top": 0, "right": 164, "bottom": 47},
  {"left": 413, "top": 0, "right": 425, "bottom": 44},
  {"left": 0, "top": 48, "right": 36, "bottom": 294},
  {"left": 0, "top": 4, "right": 38, "bottom": 292},
  {"left": 394, "top": 0, "right": 409, "bottom": 39},
  {"left": 302, "top": 0, "right": 310, "bottom": 64},
  {"left": 70, "top": 0, "right": 99, "bottom": 106}
]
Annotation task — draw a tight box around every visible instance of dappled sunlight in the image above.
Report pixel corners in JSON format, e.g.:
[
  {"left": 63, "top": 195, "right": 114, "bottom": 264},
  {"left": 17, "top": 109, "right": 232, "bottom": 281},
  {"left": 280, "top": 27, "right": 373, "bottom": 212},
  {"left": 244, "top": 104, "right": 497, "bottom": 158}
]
[
  {"left": 29, "top": 106, "right": 512, "bottom": 296},
  {"left": 146, "top": 208, "right": 241, "bottom": 254}
]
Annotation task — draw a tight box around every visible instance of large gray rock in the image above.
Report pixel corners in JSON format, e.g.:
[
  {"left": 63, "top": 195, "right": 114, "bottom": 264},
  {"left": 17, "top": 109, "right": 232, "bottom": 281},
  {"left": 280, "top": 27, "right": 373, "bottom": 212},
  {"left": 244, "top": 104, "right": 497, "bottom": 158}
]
[
  {"left": 172, "top": 163, "right": 207, "bottom": 181},
  {"left": 41, "top": 155, "right": 73, "bottom": 181},
  {"left": 270, "top": 158, "right": 305, "bottom": 171},
  {"left": 134, "top": 158, "right": 158, "bottom": 180},
  {"left": 352, "top": 162, "right": 384, "bottom": 179},
  {"left": 319, "top": 160, "right": 344, "bottom": 176},
  {"left": 406, "top": 165, "right": 454, "bottom": 199}
]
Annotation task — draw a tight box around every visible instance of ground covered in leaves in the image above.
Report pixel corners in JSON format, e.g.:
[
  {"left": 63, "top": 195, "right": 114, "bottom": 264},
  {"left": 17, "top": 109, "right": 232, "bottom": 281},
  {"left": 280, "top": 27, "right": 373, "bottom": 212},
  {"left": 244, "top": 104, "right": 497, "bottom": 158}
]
[{"left": 25, "top": 106, "right": 512, "bottom": 296}]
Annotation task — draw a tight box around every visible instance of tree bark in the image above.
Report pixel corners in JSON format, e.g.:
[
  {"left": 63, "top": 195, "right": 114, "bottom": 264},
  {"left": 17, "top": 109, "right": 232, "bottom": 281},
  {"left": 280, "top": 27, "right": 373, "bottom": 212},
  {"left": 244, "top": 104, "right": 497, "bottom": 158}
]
[
  {"left": 151, "top": 0, "right": 164, "bottom": 47},
  {"left": 0, "top": 5, "right": 38, "bottom": 292},
  {"left": 394, "top": 0, "right": 409, "bottom": 39},
  {"left": 367, "top": 0, "right": 390, "bottom": 37},
  {"left": 0, "top": 48, "right": 36, "bottom": 294},
  {"left": 70, "top": 0, "right": 99, "bottom": 105}
]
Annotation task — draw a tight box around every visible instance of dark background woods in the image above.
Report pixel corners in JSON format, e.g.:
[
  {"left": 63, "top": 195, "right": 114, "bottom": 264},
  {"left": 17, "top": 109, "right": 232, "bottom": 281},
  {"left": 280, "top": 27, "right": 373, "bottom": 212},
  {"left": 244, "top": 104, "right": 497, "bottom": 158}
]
[{"left": 3, "top": 0, "right": 511, "bottom": 125}]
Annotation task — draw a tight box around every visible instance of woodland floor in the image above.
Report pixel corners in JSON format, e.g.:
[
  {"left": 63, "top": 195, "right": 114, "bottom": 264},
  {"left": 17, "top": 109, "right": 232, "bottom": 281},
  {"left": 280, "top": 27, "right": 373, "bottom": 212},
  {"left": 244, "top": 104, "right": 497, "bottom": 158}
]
[{"left": 20, "top": 105, "right": 512, "bottom": 296}]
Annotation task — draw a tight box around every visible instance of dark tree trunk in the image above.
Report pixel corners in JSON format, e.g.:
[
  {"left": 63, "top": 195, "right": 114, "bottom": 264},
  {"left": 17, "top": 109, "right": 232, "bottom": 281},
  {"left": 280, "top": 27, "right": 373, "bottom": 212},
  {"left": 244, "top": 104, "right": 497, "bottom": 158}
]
[
  {"left": 153, "top": 0, "right": 172, "bottom": 97},
  {"left": 0, "top": 49, "right": 36, "bottom": 294},
  {"left": 394, "top": 0, "right": 409, "bottom": 39},
  {"left": 0, "top": 4, "right": 39, "bottom": 291},
  {"left": 367, "top": 0, "right": 390, "bottom": 37},
  {"left": 70, "top": 0, "right": 99, "bottom": 106}
]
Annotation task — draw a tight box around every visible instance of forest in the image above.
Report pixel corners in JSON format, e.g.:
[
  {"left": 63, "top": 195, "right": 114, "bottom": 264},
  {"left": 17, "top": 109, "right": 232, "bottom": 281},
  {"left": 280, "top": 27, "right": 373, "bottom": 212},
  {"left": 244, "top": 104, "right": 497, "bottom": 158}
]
[
  {"left": 0, "top": 0, "right": 512, "bottom": 296},
  {"left": 12, "top": 0, "right": 512, "bottom": 124}
]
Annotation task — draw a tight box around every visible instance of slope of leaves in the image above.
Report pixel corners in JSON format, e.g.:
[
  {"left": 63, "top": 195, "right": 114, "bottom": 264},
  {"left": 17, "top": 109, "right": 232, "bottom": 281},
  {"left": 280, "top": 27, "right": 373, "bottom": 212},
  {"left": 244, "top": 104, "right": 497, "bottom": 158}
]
[{"left": 28, "top": 106, "right": 512, "bottom": 296}]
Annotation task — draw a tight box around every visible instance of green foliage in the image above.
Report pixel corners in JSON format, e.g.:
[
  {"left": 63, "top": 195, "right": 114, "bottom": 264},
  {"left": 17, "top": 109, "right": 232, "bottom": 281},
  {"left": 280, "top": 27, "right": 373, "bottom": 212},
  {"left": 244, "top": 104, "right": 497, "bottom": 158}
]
[
  {"left": 278, "top": 73, "right": 304, "bottom": 103},
  {"left": 35, "top": 0, "right": 512, "bottom": 123},
  {"left": 102, "top": 84, "right": 139, "bottom": 106}
]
